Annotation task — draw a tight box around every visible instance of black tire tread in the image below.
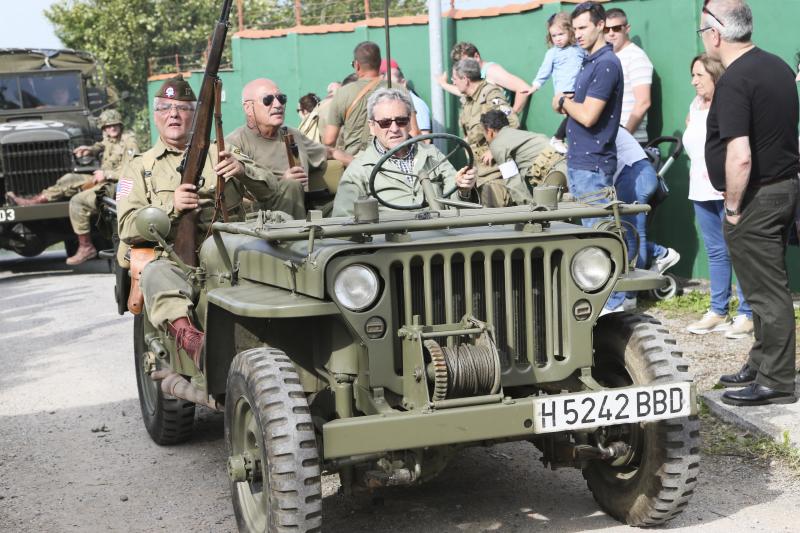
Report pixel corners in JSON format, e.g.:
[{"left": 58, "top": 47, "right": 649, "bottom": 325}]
[
  {"left": 227, "top": 347, "right": 322, "bottom": 533},
  {"left": 584, "top": 312, "right": 700, "bottom": 527}
]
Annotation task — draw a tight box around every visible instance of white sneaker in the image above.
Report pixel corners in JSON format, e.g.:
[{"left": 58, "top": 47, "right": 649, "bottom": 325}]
[
  {"left": 550, "top": 137, "right": 568, "bottom": 154},
  {"left": 725, "top": 314, "right": 754, "bottom": 339},
  {"left": 622, "top": 296, "right": 637, "bottom": 311},
  {"left": 686, "top": 310, "right": 731, "bottom": 335},
  {"left": 651, "top": 248, "right": 680, "bottom": 273}
]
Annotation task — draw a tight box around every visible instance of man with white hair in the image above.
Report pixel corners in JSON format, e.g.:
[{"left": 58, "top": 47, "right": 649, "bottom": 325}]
[
  {"left": 332, "top": 88, "right": 476, "bottom": 216},
  {"left": 700, "top": 0, "right": 800, "bottom": 406}
]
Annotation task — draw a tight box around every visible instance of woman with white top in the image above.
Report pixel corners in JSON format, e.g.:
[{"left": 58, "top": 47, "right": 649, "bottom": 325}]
[{"left": 683, "top": 54, "right": 752, "bottom": 339}]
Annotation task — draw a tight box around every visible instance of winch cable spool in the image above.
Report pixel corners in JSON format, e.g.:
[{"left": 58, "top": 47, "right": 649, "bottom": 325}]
[{"left": 424, "top": 340, "right": 500, "bottom": 400}]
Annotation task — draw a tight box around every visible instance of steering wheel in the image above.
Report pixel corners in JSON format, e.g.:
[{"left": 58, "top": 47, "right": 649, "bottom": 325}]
[{"left": 368, "top": 132, "right": 474, "bottom": 211}]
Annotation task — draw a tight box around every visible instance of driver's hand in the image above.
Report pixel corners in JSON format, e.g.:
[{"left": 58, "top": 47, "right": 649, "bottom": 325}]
[
  {"left": 481, "top": 152, "right": 493, "bottom": 166},
  {"left": 455, "top": 166, "right": 477, "bottom": 190},
  {"left": 73, "top": 145, "right": 92, "bottom": 158},
  {"left": 92, "top": 170, "right": 106, "bottom": 184},
  {"left": 174, "top": 183, "right": 200, "bottom": 213},
  {"left": 283, "top": 166, "right": 309, "bottom": 190}
]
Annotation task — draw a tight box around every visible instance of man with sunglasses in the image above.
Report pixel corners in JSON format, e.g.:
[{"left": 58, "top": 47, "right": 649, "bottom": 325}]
[
  {"left": 117, "top": 75, "right": 269, "bottom": 366},
  {"left": 332, "top": 89, "right": 476, "bottom": 217},
  {"left": 226, "top": 78, "right": 352, "bottom": 219},
  {"left": 604, "top": 8, "right": 653, "bottom": 143},
  {"left": 700, "top": 0, "right": 800, "bottom": 406},
  {"left": 322, "top": 41, "right": 420, "bottom": 156}
]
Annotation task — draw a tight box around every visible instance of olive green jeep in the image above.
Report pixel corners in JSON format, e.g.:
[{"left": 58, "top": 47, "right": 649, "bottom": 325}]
[{"left": 131, "top": 134, "right": 699, "bottom": 532}]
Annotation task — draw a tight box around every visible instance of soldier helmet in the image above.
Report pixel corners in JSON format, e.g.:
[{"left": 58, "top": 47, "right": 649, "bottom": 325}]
[
  {"left": 155, "top": 74, "right": 196, "bottom": 101},
  {"left": 98, "top": 109, "right": 123, "bottom": 128}
]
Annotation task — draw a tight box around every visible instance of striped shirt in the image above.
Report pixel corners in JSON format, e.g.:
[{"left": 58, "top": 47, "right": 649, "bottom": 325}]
[{"left": 615, "top": 42, "right": 653, "bottom": 142}]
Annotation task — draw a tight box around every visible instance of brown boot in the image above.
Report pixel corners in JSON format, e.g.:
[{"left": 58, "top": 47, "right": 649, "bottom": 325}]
[
  {"left": 6, "top": 192, "right": 48, "bottom": 206},
  {"left": 65, "top": 233, "right": 97, "bottom": 265},
  {"left": 167, "top": 317, "right": 205, "bottom": 368}
]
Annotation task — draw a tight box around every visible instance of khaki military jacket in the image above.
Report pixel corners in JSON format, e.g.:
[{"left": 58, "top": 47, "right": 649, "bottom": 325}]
[
  {"left": 117, "top": 138, "right": 259, "bottom": 247},
  {"left": 332, "top": 139, "right": 467, "bottom": 217},
  {"left": 489, "top": 126, "right": 552, "bottom": 203},
  {"left": 459, "top": 80, "right": 519, "bottom": 158},
  {"left": 90, "top": 132, "right": 139, "bottom": 181},
  {"left": 226, "top": 125, "right": 327, "bottom": 197},
  {"left": 324, "top": 78, "right": 415, "bottom": 156}
]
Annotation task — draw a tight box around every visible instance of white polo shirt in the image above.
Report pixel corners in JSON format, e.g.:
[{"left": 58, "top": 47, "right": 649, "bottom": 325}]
[{"left": 616, "top": 42, "right": 653, "bottom": 143}]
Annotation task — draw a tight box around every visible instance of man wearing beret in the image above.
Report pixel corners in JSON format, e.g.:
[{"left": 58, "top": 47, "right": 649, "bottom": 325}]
[
  {"left": 226, "top": 78, "right": 352, "bottom": 219},
  {"left": 117, "top": 75, "right": 269, "bottom": 366}
]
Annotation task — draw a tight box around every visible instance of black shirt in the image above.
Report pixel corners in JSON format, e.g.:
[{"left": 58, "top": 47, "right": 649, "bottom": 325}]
[{"left": 705, "top": 47, "right": 799, "bottom": 190}]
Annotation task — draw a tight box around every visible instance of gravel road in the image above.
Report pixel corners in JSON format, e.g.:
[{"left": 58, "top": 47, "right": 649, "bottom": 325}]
[{"left": 1, "top": 252, "right": 799, "bottom": 533}]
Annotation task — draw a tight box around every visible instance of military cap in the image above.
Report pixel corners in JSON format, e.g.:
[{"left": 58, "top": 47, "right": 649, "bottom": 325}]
[
  {"left": 98, "top": 109, "right": 123, "bottom": 128},
  {"left": 155, "top": 74, "right": 196, "bottom": 101}
]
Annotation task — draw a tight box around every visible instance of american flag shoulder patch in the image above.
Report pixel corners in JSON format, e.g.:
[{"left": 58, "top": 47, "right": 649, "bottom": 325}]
[{"left": 116, "top": 178, "right": 133, "bottom": 200}]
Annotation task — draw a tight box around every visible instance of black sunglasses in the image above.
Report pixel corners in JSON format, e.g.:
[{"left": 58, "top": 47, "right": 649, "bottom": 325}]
[
  {"left": 372, "top": 116, "right": 410, "bottom": 129},
  {"left": 262, "top": 93, "right": 287, "bottom": 106},
  {"left": 702, "top": 0, "right": 725, "bottom": 27},
  {"left": 603, "top": 24, "right": 627, "bottom": 34}
]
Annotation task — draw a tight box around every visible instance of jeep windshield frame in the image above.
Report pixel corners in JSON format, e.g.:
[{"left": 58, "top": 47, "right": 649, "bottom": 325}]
[{"left": 0, "top": 70, "right": 84, "bottom": 113}]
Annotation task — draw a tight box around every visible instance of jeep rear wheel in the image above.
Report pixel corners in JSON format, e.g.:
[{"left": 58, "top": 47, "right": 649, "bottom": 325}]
[
  {"left": 226, "top": 347, "right": 322, "bottom": 533},
  {"left": 133, "top": 313, "right": 195, "bottom": 445},
  {"left": 584, "top": 313, "right": 700, "bottom": 527}
]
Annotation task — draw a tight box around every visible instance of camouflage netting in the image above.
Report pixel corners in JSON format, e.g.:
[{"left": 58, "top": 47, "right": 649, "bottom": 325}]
[{"left": 0, "top": 48, "right": 96, "bottom": 75}]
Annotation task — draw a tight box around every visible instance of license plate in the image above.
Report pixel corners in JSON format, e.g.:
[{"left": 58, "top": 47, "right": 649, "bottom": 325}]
[{"left": 533, "top": 382, "right": 692, "bottom": 434}]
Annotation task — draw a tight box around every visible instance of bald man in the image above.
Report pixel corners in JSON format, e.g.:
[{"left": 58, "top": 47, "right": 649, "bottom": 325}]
[{"left": 226, "top": 78, "right": 352, "bottom": 219}]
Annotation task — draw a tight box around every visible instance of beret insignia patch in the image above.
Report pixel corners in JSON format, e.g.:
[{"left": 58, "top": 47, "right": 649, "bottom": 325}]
[{"left": 165, "top": 87, "right": 175, "bottom": 98}]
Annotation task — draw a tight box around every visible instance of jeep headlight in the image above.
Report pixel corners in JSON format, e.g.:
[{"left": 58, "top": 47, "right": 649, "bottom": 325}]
[
  {"left": 334, "top": 264, "right": 380, "bottom": 311},
  {"left": 571, "top": 247, "right": 613, "bottom": 292}
]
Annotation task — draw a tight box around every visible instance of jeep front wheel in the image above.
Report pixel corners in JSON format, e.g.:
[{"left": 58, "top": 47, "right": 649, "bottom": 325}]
[
  {"left": 584, "top": 313, "right": 700, "bottom": 527},
  {"left": 225, "top": 347, "right": 322, "bottom": 533},
  {"left": 133, "top": 313, "right": 195, "bottom": 445}
]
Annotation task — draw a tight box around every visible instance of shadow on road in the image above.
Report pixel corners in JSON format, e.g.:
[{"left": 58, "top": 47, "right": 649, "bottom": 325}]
[{"left": 0, "top": 250, "right": 111, "bottom": 280}]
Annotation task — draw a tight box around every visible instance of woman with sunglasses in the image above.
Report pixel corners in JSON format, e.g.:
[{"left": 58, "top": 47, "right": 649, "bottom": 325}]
[{"left": 682, "top": 53, "right": 752, "bottom": 338}]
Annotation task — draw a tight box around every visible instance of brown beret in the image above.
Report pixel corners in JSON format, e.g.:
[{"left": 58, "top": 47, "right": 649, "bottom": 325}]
[{"left": 155, "top": 74, "right": 196, "bottom": 101}]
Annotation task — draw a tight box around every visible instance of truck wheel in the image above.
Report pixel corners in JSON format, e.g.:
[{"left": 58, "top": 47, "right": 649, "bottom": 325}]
[
  {"left": 226, "top": 347, "right": 322, "bottom": 533},
  {"left": 584, "top": 313, "right": 700, "bottom": 527},
  {"left": 133, "top": 313, "right": 195, "bottom": 445}
]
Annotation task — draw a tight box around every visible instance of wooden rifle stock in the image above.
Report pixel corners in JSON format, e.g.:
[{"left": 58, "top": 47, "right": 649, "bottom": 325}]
[
  {"left": 173, "top": 0, "right": 233, "bottom": 267},
  {"left": 213, "top": 79, "right": 228, "bottom": 223},
  {"left": 282, "top": 127, "right": 305, "bottom": 191}
]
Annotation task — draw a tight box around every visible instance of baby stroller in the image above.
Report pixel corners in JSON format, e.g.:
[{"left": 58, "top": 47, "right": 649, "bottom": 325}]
[{"left": 641, "top": 135, "right": 684, "bottom": 300}]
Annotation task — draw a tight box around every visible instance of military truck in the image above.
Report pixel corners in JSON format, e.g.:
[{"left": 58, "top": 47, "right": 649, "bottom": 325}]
[
  {"left": 130, "top": 134, "right": 699, "bottom": 531},
  {"left": 0, "top": 48, "right": 110, "bottom": 257}
]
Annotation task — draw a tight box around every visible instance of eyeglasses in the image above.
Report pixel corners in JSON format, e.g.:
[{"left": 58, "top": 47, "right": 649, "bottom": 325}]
[
  {"left": 262, "top": 93, "right": 287, "bottom": 107},
  {"left": 154, "top": 103, "right": 194, "bottom": 114},
  {"left": 371, "top": 116, "right": 410, "bottom": 129},
  {"left": 351, "top": 59, "right": 357, "bottom": 69},
  {"left": 702, "top": 0, "right": 725, "bottom": 27},
  {"left": 603, "top": 24, "right": 627, "bottom": 34},
  {"left": 696, "top": 26, "right": 714, "bottom": 35}
]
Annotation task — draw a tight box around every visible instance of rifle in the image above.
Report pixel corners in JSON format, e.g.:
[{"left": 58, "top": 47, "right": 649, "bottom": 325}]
[
  {"left": 281, "top": 127, "right": 305, "bottom": 191},
  {"left": 173, "top": 0, "right": 234, "bottom": 267},
  {"left": 212, "top": 79, "right": 228, "bottom": 223}
]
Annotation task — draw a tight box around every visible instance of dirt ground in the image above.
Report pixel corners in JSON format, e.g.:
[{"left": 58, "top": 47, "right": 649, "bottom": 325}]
[{"left": 1, "top": 252, "right": 799, "bottom": 533}]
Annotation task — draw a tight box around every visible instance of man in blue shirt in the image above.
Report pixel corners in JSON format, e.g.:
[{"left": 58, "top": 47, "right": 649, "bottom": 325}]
[{"left": 552, "top": 1, "right": 624, "bottom": 312}]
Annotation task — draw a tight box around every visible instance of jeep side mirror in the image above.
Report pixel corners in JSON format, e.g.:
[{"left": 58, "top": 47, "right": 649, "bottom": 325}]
[{"left": 135, "top": 207, "right": 171, "bottom": 242}]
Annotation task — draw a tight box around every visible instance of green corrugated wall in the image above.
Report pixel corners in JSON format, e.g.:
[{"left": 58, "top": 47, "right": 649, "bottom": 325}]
[{"left": 147, "top": 0, "right": 800, "bottom": 287}]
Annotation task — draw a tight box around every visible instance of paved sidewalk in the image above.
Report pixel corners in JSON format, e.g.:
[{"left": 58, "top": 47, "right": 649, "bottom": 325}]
[{"left": 703, "top": 376, "right": 800, "bottom": 447}]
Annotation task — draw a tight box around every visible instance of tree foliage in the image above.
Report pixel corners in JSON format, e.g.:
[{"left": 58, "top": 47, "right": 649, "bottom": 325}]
[{"left": 46, "top": 0, "right": 427, "bottom": 146}]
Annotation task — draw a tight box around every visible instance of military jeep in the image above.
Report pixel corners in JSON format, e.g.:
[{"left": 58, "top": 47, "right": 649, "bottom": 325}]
[
  {"left": 131, "top": 134, "right": 699, "bottom": 531},
  {"left": 0, "top": 48, "right": 110, "bottom": 257}
]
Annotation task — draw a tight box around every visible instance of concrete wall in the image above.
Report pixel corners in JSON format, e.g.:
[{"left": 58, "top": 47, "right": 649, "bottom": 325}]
[{"left": 147, "top": 0, "right": 800, "bottom": 287}]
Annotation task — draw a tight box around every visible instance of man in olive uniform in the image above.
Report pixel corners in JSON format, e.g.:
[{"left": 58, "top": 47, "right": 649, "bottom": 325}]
[
  {"left": 332, "top": 89, "right": 476, "bottom": 217},
  {"left": 7, "top": 108, "right": 139, "bottom": 264},
  {"left": 227, "top": 78, "right": 352, "bottom": 219},
  {"left": 117, "top": 76, "right": 268, "bottom": 365},
  {"left": 322, "top": 41, "right": 420, "bottom": 156},
  {"left": 452, "top": 58, "right": 519, "bottom": 207},
  {"left": 480, "top": 110, "right": 567, "bottom": 205}
]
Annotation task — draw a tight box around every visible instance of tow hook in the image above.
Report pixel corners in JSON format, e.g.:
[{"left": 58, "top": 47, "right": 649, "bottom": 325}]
[{"left": 573, "top": 441, "right": 631, "bottom": 461}]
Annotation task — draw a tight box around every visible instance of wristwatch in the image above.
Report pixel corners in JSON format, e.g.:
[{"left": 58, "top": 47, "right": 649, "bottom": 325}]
[
  {"left": 558, "top": 95, "right": 567, "bottom": 113},
  {"left": 724, "top": 204, "right": 741, "bottom": 216}
]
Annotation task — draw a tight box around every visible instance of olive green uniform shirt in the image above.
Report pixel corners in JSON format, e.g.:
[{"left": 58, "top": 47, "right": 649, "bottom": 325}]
[
  {"left": 324, "top": 78, "right": 415, "bottom": 156},
  {"left": 332, "top": 139, "right": 465, "bottom": 217},
  {"left": 94, "top": 132, "right": 139, "bottom": 180},
  {"left": 459, "top": 80, "right": 519, "bottom": 184}
]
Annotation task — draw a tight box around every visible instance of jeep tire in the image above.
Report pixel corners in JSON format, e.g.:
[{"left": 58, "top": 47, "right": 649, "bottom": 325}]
[
  {"left": 133, "top": 313, "right": 196, "bottom": 445},
  {"left": 226, "top": 347, "right": 322, "bottom": 533},
  {"left": 584, "top": 313, "right": 700, "bottom": 526}
]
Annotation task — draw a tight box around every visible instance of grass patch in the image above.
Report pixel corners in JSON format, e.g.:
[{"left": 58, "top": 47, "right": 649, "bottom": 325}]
[
  {"left": 640, "top": 290, "right": 800, "bottom": 321},
  {"left": 700, "top": 403, "right": 800, "bottom": 474}
]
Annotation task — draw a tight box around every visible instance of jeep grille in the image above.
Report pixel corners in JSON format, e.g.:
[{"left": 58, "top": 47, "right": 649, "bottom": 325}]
[
  {"left": 391, "top": 248, "right": 565, "bottom": 370},
  {"left": 1, "top": 140, "right": 73, "bottom": 197}
]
